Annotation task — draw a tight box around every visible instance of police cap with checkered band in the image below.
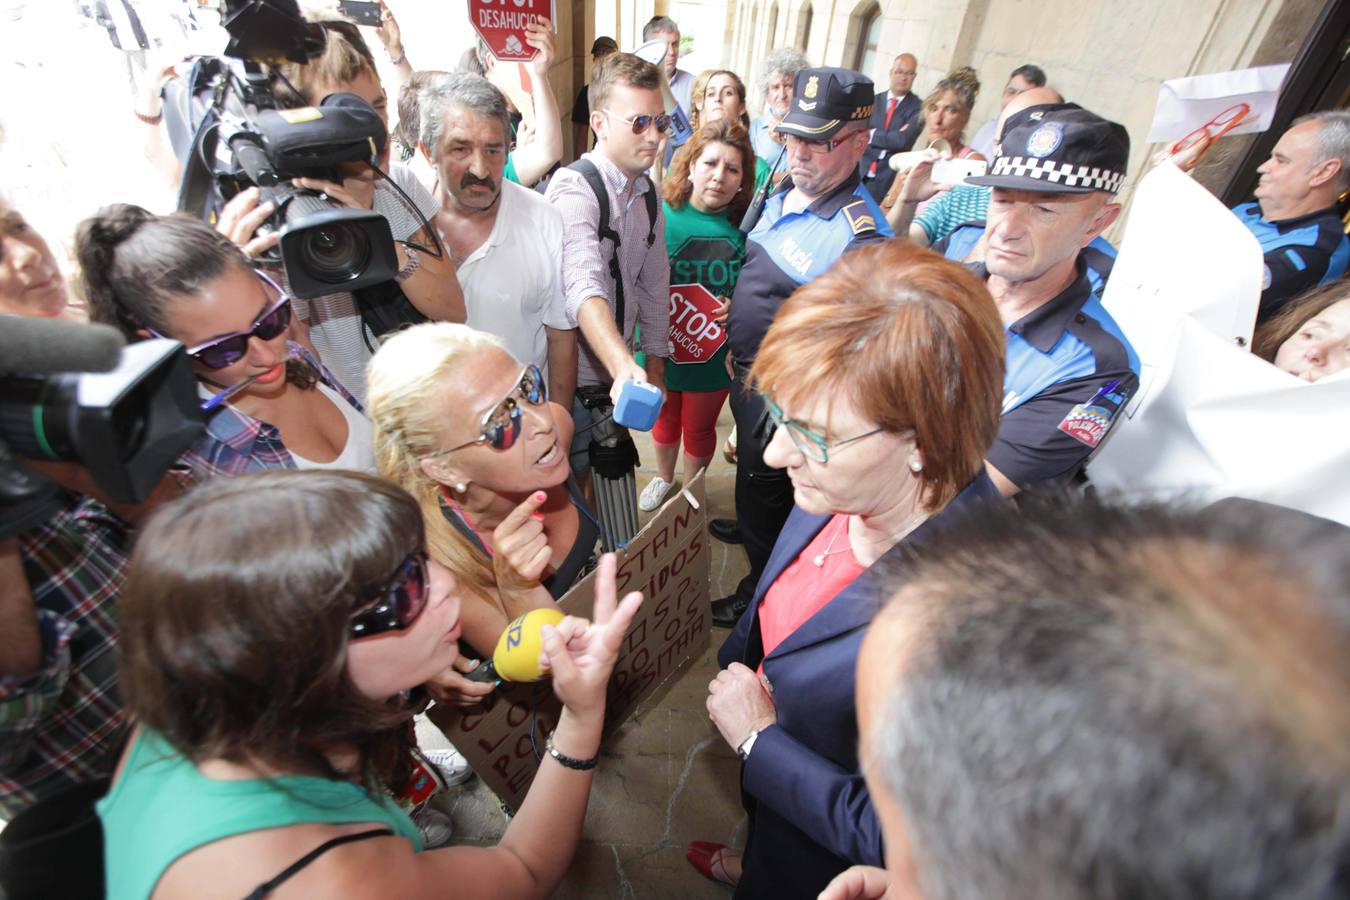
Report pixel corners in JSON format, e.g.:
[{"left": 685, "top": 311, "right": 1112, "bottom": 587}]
[
  {"left": 968, "top": 102, "right": 1130, "bottom": 195},
  {"left": 776, "top": 67, "right": 876, "bottom": 141}
]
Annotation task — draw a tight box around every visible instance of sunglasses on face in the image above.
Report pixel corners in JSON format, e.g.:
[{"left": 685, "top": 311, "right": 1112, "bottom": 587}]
[
  {"left": 349, "top": 552, "right": 430, "bottom": 640},
  {"left": 763, "top": 395, "right": 885, "bottom": 464},
  {"left": 152, "top": 271, "right": 293, "bottom": 370},
  {"left": 440, "top": 364, "right": 548, "bottom": 456},
  {"left": 602, "top": 109, "right": 672, "bottom": 135}
]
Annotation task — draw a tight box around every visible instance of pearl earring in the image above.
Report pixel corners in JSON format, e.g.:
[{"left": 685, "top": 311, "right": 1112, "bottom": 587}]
[
  {"left": 909, "top": 460, "right": 923, "bottom": 473},
  {"left": 455, "top": 482, "right": 467, "bottom": 493}
]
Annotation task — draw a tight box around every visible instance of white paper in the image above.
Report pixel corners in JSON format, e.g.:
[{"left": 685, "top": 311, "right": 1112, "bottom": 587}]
[
  {"left": 1088, "top": 161, "right": 1350, "bottom": 526},
  {"left": 1146, "top": 63, "right": 1290, "bottom": 144}
]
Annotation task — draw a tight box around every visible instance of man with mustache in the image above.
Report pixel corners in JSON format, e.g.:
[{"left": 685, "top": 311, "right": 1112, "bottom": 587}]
[{"left": 421, "top": 72, "right": 576, "bottom": 410}]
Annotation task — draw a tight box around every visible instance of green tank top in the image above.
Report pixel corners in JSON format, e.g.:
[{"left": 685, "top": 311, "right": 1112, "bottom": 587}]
[{"left": 97, "top": 730, "right": 422, "bottom": 900}]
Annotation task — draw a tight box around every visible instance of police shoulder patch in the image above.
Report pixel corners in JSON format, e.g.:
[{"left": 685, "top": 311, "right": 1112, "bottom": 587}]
[{"left": 841, "top": 199, "right": 877, "bottom": 235}]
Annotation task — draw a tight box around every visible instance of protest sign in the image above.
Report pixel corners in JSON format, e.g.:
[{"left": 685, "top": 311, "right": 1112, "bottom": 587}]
[
  {"left": 669, "top": 283, "right": 728, "bottom": 364},
  {"left": 467, "top": 0, "right": 555, "bottom": 62},
  {"left": 430, "top": 471, "right": 712, "bottom": 810},
  {"left": 1088, "top": 161, "right": 1350, "bottom": 525}
]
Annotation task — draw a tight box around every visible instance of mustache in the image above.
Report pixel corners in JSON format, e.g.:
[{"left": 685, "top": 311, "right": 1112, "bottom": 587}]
[{"left": 461, "top": 173, "right": 497, "bottom": 191}]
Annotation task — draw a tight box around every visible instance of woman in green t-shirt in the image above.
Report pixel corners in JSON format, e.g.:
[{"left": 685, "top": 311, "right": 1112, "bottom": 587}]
[{"left": 640, "top": 119, "right": 757, "bottom": 511}]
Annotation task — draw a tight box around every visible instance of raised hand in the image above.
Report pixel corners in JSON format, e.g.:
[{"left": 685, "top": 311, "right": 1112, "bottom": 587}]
[
  {"left": 524, "top": 18, "right": 556, "bottom": 81},
  {"left": 492, "top": 491, "right": 552, "bottom": 594},
  {"left": 539, "top": 554, "right": 643, "bottom": 719}
]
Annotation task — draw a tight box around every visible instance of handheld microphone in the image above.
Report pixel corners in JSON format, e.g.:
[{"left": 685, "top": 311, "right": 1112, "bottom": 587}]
[
  {"left": 465, "top": 607, "right": 566, "bottom": 683},
  {"left": 0, "top": 317, "right": 125, "bottom": 374}
]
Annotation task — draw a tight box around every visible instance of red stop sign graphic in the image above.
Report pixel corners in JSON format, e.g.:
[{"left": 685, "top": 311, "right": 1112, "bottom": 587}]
[
  {"left": 668, "top": 283, "right": 728, "bottom": 365},
  {"left": 467, "top": 0, "right": 556, "bottom": 62}
]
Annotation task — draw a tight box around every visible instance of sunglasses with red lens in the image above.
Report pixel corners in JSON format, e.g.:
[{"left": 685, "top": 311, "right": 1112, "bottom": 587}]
[
  {"left": 349, "top": 552, "right": 430, "bottom": 640},
  {"left": 434, "top": 364, "right": 548, "bottom": 457},
  {"left": 152, "top": 271, "right": 293, "bottom": 370}
]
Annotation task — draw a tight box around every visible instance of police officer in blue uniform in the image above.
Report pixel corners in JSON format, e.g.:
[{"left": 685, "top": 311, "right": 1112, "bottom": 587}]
[
  {"left": 711, "top": 67, "right": 893, "bottom": 628},
  {"left": 960, "top": 103, "right": 1140, "bottom": 496},
  {"left": 1230, "top": 111, "right": 1350, "bottom": 321}
]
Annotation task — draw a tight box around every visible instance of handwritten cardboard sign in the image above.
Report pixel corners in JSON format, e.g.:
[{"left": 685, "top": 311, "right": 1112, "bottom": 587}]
[{"left": 430, "top": 471, "right": 712, "bottom": 809}]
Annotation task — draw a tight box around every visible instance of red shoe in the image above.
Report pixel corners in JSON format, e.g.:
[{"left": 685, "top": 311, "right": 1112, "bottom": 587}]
[{"left": 686, "top": 840, "right": 740, "bottom": 886}]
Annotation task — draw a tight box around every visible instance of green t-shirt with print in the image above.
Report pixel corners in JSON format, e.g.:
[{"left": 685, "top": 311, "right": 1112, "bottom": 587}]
[{"left": 662, "top": 200, "right": 744, "bottom": 392}]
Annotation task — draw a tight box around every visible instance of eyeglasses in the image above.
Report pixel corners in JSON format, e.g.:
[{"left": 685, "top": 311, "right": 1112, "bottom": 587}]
[
  {"left": 436, "top": 364, "right": 548, "bottom": 456},
  {"left": 763, "top": 396, "right": 885, "bottom": 464},
  {"left": 1171, "top": 103, "right": 1255, "bottom": 156},
  {"left": 349, "top": 552, "right": 430, "bottom": 640},
  {"left": 782, "top": 132, "right": 857, "bottom": 157},
  {"left": 151, "top": 271, "right": 292, "bottom": 370},
  {"left": 601, "top": 109, "right": 672, "bottom": 135}
]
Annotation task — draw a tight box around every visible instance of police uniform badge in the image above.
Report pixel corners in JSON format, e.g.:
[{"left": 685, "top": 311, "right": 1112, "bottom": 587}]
[
  {"left": 1026, "top": 122, "right": 1064, "bottom": 158},
  {"left": 1057, "top": 380, "right": 1127, "bottom": 448},
  {"left": 799, "top": 75, "right": 819, "bottom": 111}
]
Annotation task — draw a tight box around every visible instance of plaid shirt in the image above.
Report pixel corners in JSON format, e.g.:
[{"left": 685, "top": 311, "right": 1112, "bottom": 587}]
[
  {"left": 0, "top": 495, "right": 131, "bottom": 819},
  {"left": 179, "top": 345, "right": 364, "bottom": 482}
]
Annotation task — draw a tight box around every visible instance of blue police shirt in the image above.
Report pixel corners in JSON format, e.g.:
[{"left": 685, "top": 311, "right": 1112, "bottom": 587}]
[
  {"left": 968, "top": 257, "right": 1140, "bottom": 489},
  {"left": 1231, "top": 202, "right": 1349, "bottom": 320},
  {"left": 728, "top": 173, "right": 893, "bottom": 364}
]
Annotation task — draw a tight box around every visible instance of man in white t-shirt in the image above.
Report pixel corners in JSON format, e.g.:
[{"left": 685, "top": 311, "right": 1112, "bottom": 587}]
[{"left": 419, "top": 72, "right": 576, "bottom": 408}]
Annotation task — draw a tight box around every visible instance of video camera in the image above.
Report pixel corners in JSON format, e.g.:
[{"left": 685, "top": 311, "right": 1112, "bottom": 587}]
[
  {"left": 0, "top": 318, "right": 204, "bottom": 539},
  {"left": 166, "top": 0, "right": 405, "bottom": 298}
]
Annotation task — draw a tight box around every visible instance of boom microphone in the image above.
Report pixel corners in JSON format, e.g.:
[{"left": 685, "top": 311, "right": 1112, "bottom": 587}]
[
  {"left": 465, "top": 607, "right": 566, "bottom": 683},
  {"left": 0, "top": 317, "right": 125, "bottom": 374}
]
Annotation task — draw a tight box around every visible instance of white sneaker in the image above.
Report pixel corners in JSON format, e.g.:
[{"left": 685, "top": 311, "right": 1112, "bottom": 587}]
[
  {"left": 423, "top": 747, "right": 474, "bottom": 786},
  {"left": 640, "top": 476, "right": 677, "bottom": 512},
  {"left": 413, "top": 805, "right": 454, "bottom": 848}
]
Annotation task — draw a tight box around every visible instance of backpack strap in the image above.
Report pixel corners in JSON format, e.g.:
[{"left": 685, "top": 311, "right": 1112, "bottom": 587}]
[
  {"left": 642, "top": 177, "right": 657, "bottom": 248},
  {"left": 568, "top": 159, "right": 624, "bottom": 330}
]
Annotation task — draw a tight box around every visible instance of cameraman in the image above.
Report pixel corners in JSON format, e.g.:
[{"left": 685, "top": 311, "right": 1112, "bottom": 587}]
[{"left": 218, "top": 15, "right": 465, "bottom": 404}]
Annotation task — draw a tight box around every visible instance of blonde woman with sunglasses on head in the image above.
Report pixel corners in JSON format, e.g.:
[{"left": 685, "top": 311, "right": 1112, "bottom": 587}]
[{"left": 368, "top": 323, "right": 604, "bottom": 661}]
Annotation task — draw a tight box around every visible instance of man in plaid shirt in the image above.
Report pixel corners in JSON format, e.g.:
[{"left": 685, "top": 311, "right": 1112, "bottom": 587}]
[{"left": 1, "top": 492, "right": 132, "bottom": 820}]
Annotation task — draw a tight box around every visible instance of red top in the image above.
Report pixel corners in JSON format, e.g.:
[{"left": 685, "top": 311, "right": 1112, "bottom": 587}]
[{"left": 757, "top": 514, "right": 866, "bottom": 666}]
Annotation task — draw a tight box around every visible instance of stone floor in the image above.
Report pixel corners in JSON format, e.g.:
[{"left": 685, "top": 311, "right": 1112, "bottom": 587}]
[{"left": 421, "top": 404, "right": 749, "bottom": 898}]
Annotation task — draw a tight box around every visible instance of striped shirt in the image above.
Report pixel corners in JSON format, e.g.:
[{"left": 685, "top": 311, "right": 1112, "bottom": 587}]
[
  {"left": 913, "top": 184, "right": 990, "bottom": 245},
  {"left": 545, "top": 150, "right": 671, "bottom": 387},
  {"left": 1, "top": 496, "right": 131, "bottom": 819}
]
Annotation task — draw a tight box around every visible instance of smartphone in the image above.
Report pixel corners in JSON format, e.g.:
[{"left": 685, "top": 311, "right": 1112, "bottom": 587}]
[
  {"left": 932, "top": 157, "right": 988, "bottom": 186},
  {"left": 338, "top": 0, "right": 382, "bottom": 27}
]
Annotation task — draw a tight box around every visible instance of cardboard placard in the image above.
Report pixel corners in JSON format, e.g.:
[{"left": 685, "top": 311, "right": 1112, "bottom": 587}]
[{"left": 430, "top": 471, "right": 712, "bottom": 810}]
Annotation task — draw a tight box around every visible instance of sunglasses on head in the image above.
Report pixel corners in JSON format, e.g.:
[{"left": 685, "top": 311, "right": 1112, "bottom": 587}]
[
  {"left": 438, "top": 364, "right": 548, "bottom": 456},
  {"left": 349, "top": 552, "right": 430, "bottom": 640},
  {"left": 602, "top": 109, "right": 672, "bottom": 135},
  {"left": 152, "top": 271, "right": 292, "bottom": 370}
]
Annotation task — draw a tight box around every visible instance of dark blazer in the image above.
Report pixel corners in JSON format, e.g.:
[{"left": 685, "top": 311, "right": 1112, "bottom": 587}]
[
  {"left": 719, "top": 472, "right": 1003, "bottom": 899},
  {"left": 859, "top": 90, "right": 923, "bottom": 203}
]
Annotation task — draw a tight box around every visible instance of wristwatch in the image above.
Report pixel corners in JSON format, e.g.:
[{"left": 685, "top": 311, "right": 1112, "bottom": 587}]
[
  {"left": 395, "top": 245, "right": 420, "bottom": 283},
  {"left": 737, "top": 728, "right": 761, "bottom": 761}
]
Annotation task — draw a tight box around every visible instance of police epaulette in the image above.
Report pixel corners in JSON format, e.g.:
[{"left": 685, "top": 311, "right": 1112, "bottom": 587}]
[{"left": 841, "top": 199, "right": 877, "bottom": 236}]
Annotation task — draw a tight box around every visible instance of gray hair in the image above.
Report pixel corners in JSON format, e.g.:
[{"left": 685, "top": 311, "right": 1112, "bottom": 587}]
[
  {"left": 1294, "top": 109, "right": 1350, "bottom": 191},
  {"left": 757, "top": 46, "right": 809, "bottom": 107},
  {"left": 642, "top": 15, "right": 679, "bottom": 39},
  {"left": 868, "top": 495, "right": 1350, "bottom": 900},
  {"left": 418, "top": 72, "right": 511, "bottom": 161}
]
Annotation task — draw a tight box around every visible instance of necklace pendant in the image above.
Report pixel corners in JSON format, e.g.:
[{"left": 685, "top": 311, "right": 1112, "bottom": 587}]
[{"left": 812, "top": 553, "right": 826, "bottom": 567}]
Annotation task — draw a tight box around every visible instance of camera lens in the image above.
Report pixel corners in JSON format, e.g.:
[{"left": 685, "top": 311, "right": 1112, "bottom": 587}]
[{"left": 296, "top": 223, "right": 371, "bottom": 285}]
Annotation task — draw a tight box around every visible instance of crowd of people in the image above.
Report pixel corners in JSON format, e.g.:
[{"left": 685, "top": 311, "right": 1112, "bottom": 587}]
[{"left": 3, "top": 2, "right": 1350, "bottom": 898}]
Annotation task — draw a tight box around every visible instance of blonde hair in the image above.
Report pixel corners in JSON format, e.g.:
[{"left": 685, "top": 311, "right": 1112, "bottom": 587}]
[{"left": 367, "top": 323, "right": 506, "bottom": 607}]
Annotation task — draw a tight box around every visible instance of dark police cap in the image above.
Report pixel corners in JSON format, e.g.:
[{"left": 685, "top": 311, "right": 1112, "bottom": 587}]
[
  {"left": 968, "top": 102, "right": 1130, "bottom": 194},
  {"left": 776, "top": 67, "right": 875, "bottom": 141}
]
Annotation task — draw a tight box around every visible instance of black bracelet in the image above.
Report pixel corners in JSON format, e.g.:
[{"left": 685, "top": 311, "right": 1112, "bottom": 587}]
[{"left": 545, "top": 732, "right": 598, "bottom": 771}]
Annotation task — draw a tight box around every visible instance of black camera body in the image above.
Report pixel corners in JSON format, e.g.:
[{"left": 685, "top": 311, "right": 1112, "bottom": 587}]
[
  {"left": 167, "top": 0, "right": 399, "bottom": 298},
  {"left": 0, "top": 319, "right": 204, "bottom": 539}
]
